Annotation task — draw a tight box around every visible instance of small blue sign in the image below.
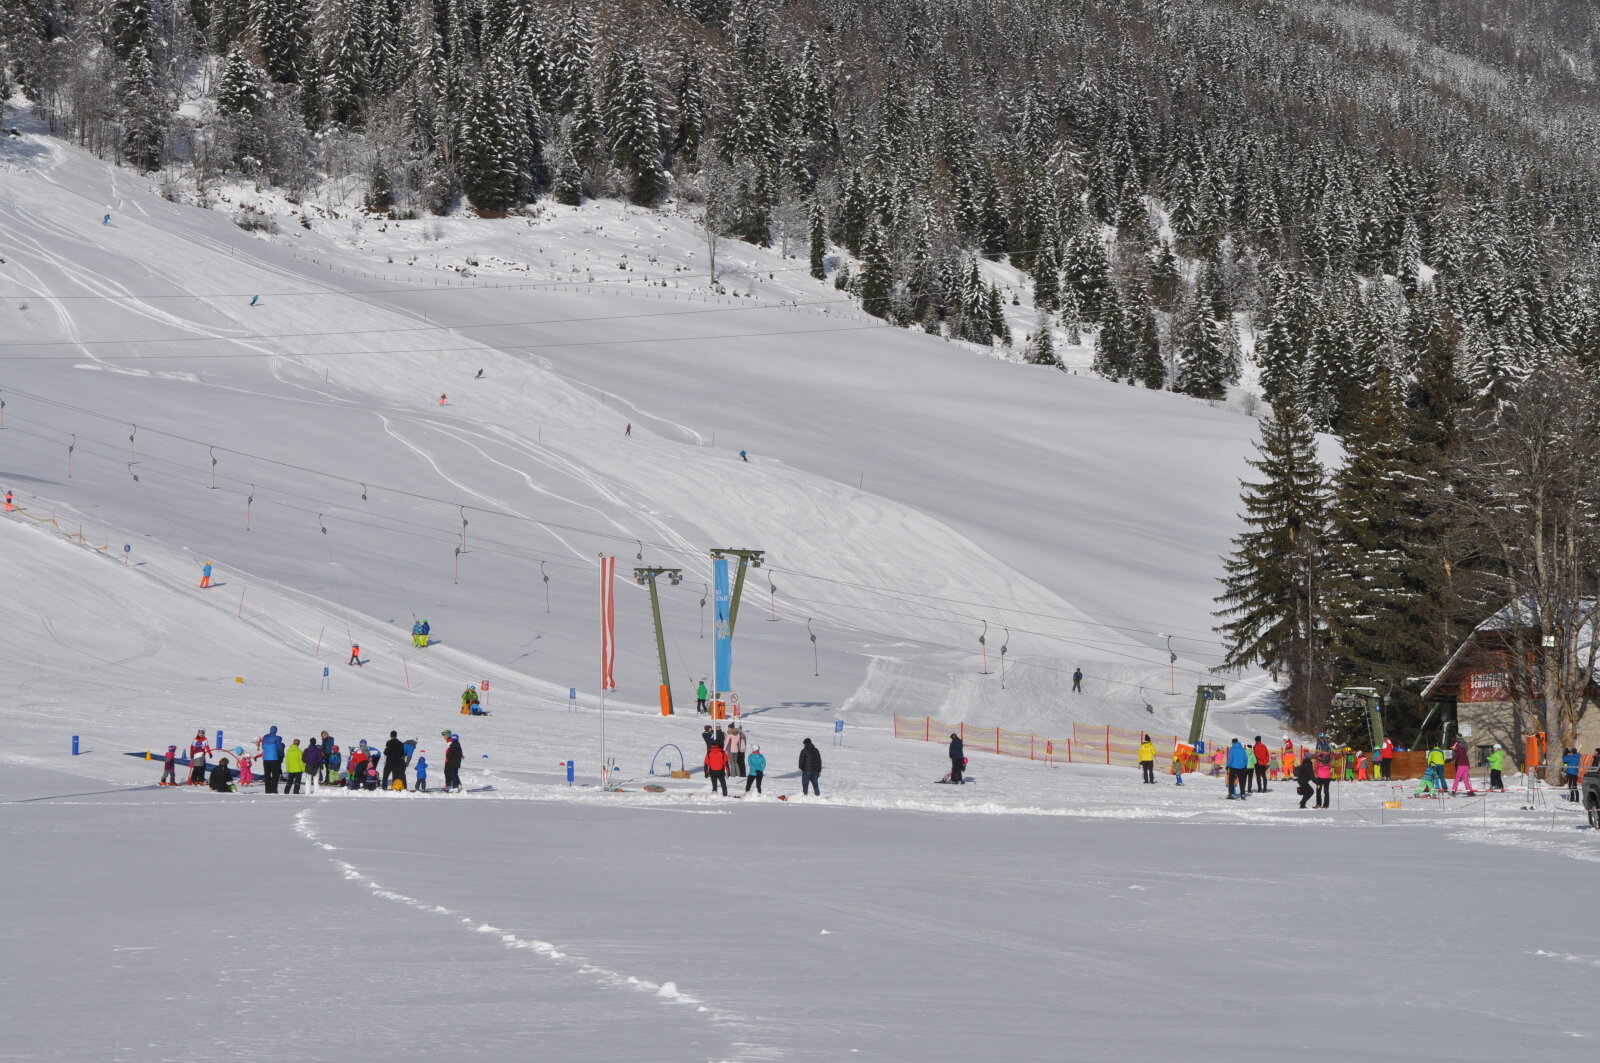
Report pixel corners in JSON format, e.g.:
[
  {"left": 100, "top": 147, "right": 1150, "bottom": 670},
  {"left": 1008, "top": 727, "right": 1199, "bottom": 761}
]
[
  {"left": 123, "top": 544, "right": 131, "bottom": 553},
  {"left": 323, "top": 667, "right": 330, "bottom": 677},
  {"left": 834, "top": 720, "right": 844, "bottom": 733}
]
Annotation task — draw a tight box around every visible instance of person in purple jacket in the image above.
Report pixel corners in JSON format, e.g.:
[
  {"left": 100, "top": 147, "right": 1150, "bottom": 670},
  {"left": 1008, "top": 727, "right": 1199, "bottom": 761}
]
[
  {"left": 1451, "top": 738, "right": 1475, "bottom": 794},
  {"left": 303, "top": 739, "right": 324, "bottom": 794}
]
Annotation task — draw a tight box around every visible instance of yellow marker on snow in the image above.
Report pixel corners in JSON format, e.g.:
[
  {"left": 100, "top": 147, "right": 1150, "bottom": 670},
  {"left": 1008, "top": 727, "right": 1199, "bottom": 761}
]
[{"left": 235, "top": 677, "right": 244, "bottom": 684}]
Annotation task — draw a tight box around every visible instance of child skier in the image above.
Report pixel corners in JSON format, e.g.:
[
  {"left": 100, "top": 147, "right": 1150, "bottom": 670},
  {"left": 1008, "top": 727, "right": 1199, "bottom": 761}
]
[
  {"left": 1171, "top": 749, "right": 1185, "bottom": 786},
  {"left": 160, "top": 745, "right": 178, "bottom": 786},
  {"left": 238, "top": 752, "right": 255, "bottom": 788},
  {"left": 414, "top": 756, "right": 428, "bottom": 792}
]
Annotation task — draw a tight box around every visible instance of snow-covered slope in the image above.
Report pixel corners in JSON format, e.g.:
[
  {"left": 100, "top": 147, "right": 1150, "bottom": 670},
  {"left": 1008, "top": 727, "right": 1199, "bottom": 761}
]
[{"left": 1, "top": 122, "right": 1267, "bottom": 741}]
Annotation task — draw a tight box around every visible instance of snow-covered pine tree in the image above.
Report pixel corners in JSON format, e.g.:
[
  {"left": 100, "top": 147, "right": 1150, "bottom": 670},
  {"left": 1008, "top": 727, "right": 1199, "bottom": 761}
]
[
  {"left": 251, "top": 0, "right": 306, "bottom": 85},
  {"left": 1215, "top": 406, "right": 1334, "bottom": 730},
  {"left": 605, "top": 50, "right": 667, "bottom": 205},
  {"left": 1029, "top": 311, "right": 1059, "bottom": 367},
  {"left": 1172, "top": 276, "right": 1234, "bottom": 401},
  {"left": 1062, "top": 229, "right": 1111, "bottom": 323},
  {"left": 1091, "top": 284, "right": 1131, "bottom": 380},
  {"left": 808, "top": 198, "right": 827, "bottom": 280},
  {"left": 118, "top": 42, "right": 163, "bottom": 171},
  {"left": 457, "top": 59, "right": 521, "bottom": 214},
  {"left": 859, "top": 222, "right": 893, "bottom": 321},
  {"left": 319, "top": 0, "right": 370, "bottom": 129}
]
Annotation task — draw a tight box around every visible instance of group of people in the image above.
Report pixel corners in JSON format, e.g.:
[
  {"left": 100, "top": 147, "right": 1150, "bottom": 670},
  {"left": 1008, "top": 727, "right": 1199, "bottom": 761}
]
[
  {"left": 163, "top": 725, "right": 467, "bottom": 794},
  {"left": 701, "top": 723, "right": 774, "bottom": 795},
  {"left": 410, "top": 619, "right": 432, "bottom": 648}
]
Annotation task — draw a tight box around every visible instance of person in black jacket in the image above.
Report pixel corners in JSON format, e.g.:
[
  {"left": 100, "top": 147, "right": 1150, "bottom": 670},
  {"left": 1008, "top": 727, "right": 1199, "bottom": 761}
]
[
  {"left": 382, "top": 731, "right": 408, "bottom": 790},
  {"left": 441, "top": 730, "right": 463, "bottom": 792},
  {"left": 798, "top": 738, "right": 822, "bottom": 796},
  {"left": 1294, "top": 754, "right": 1316, "bottom": 809},
  {"left": 948, "top": 733, "right": 965, "bottom": 784},
  {"left": 208, "top": 757, "right": 234, "bottom": 793},
  {"left": 702, "top": 725, "right": 715, "bottom": 751}
]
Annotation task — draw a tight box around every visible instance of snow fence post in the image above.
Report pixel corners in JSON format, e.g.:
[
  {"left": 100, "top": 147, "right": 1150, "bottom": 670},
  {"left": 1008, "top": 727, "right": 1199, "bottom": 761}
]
[
  {"left": 1105, "top": 725, "right": 1111, "bottom": 764},
  {"left": 924, "top": 718, "right": 929, "bottom": 741}
]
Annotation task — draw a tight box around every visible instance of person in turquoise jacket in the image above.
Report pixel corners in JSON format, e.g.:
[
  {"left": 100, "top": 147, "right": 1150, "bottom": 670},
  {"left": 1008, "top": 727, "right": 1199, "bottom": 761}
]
[
  {"left": 1226, "top": 739, "right": 1250, "bottom": 800},
  {"left": 745, "top": 748, "right": 767, "bottom": 795},
  {"left": 1563, "top": 748, "right": 1582, "bottom": 801}
]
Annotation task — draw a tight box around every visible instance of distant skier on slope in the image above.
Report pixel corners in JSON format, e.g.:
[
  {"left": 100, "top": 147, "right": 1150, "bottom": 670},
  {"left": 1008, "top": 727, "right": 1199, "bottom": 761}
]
[
  {"left": 739, "top": 450, "right": 748, "bottom": 462},
  {"left": 1072, "top": 668, "right": 1083, "bottom": 693},
  {"left": 200, "top": 561, "right": 212, "bottom": 589},
  {"left": 625, "top": 423, "right": 631, "bottom": 436}
]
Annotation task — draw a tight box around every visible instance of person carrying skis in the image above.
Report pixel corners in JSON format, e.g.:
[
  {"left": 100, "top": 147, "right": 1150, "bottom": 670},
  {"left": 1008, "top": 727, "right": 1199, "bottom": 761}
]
[
  {"left": 1138, "top": 735, "right": 1156, "bottom": 784},
  {"left": 200, "top": 561, "right": 212, "bottom": 589},
  {"left": 696, "top": 680, "right": 709, "bottom": 714},
  {"left": 160, "top": 745, "right": 178, "bottom": 786},
  {"left": 1253, "top": 737, "right": 1271, "bottom": 792},
  {"left": 1486, "top": 744, "right": 1507, "bottom": 791},
  {"left": 208, "top": 757, "right": 234, "bottom": 792},
  {"left": 441, "top": 731, "right": 463, "bottom": 791},
  {"left": 745, "top": 748, "right": 766, "bottom": 794},
  {"left": 1226, "top": 739, "right": 1249, "bottom": 800},
  {"left": 704, "top": 744, "right": 729, "bottom": 796},
  {"left": 949, "top": 732, "right": 966, "bottom": 784},
  {"left": 798, "top": 738, "right": 822, "bottom": 796}
]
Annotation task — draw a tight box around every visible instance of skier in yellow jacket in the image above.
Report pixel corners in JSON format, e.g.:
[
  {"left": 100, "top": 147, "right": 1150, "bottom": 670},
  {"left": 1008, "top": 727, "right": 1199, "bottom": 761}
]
[{"left": 1138, "top": 736, "right": 1157, "bottom": 784}]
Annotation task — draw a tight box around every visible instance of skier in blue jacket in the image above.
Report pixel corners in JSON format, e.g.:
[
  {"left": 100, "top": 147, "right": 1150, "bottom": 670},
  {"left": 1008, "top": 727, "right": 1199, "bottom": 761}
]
[
  {"left": 1226, "top": 738, "right": 1250, "bottom": 800},
  {"left": 414, "top": 756, "right": 429, "bottom": 792},
  {"left": 744, "top": 749, "right": 766, "bottom": 794},
  {"left": 260, "top": 725, "right": 286, "bottom": 793}
]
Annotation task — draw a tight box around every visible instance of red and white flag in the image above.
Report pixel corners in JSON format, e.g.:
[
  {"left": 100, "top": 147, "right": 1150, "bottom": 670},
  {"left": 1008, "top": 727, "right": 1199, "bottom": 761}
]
[{"left": 600, "top": 555, "right": 616, "bottom": 690}]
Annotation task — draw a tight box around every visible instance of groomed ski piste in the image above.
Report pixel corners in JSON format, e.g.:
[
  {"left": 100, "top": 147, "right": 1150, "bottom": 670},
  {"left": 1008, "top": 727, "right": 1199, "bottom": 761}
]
[{"left": 2, "top": 119, "right": 1596, "bottom": 1062}]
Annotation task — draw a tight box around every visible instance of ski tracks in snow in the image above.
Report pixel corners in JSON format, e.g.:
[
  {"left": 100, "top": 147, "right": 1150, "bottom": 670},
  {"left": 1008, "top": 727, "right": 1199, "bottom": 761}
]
[{"left": 290, "top": 808, "right": 780, "bottom": 1060}]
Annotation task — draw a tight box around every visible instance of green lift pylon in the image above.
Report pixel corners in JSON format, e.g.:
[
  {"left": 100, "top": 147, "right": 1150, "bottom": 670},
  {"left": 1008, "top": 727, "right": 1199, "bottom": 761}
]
[
  {"left": 1189, "top": 684, "right": 1227, "bottom": 747},
  {"left": 634, "top": 566, "right": 682, "bottom": 715},
  {"left": 709, "top": 548, "right": 764, "bottom": 638}
]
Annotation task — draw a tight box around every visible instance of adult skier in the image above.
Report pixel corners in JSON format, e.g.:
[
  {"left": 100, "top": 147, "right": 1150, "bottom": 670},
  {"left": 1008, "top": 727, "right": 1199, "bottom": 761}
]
[
  {"left": 200, "top": 561, "right": 212, "bottom": 589},
  {"left": 1138, "top": 735, "right": 1156, "bottom": 784},
  {"left": 383, "top": 731, "right": 408, "bottom": 790},
  {"left": 441, "top": 731, "right": 464, "bottom": 791},
  {"left": 259, "top": 725, "right": 285, "bottom": 793},
  {"left": 745, "top": 748, "right": 766, "bottom": 794},
  {"left": 798, "top": 738, "right": 823, "bottom": 796},
  {"left": 1072, "top": 668, "right": 1083, "bottom": 693},
  {"left": 704, "top": 744, "right": 729, "bottom": 796},
  {"left": 1452, "top": 738, "right": 1475, "bottom": 794},
  {"left": 1226, "top": 738, "right": 1249, "bottom": 800},
  {"left": 949, "top": 732, "right": 965, "bottom": 784},
  {"left": 1252, "top": 737, "right": 1271, "bottom": 792}
]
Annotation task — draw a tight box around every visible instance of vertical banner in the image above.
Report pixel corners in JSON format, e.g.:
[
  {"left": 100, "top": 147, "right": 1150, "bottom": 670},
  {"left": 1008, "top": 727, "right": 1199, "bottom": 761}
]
[
  {"left": 713, "top": 557, "right": 732, "bottom": 694},
  {"left": 600, "top": 555, "right": 616, "bottom": 691}
]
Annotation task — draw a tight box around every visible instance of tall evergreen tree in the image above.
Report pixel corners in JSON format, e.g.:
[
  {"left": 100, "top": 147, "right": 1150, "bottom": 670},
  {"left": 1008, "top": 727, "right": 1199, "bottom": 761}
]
[
  {"left": 808, "top": 198, "right": 827, "bottom": 281},
  {"left": 605, "top": 51, "right": 667, "bottom": 205},
  {"left": 1216, "top": 408, "right": 1335, "bottom": 730},
  {"left": 458, "top": 62, "right": 521, "bottom": 214}
]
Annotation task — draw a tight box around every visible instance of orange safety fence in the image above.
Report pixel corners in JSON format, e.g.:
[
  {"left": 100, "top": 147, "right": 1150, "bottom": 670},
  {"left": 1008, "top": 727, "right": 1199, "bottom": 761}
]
[{"left": 892, "top": 715, "right": 1206, "bottom": 767}]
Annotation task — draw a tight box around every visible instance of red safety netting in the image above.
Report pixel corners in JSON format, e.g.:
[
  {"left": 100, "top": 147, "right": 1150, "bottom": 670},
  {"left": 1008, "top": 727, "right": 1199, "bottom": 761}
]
[{"left": 893, "top": 715, "right": 1191, "bottom": 766}]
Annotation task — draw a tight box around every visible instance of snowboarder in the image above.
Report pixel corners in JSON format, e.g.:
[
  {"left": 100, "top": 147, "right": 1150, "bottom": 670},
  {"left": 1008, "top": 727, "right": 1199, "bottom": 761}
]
[
  {"left": 442, "top": 731, "right": 463, "bottom": 791},
  {"left": 284, "top": 739, "right": 305, "bottom": 793},
  {"left": 208, "top": 758, "right": 234, "bottom": 792},
  {"left": 1138, "top": 735, "right": 1156, "bottom": 783},
  {"left": 1486, "top": 744, "right": 1506, "bottom": 791},
  {"left": 348, "top": 643, "right": 362, "bottom": 666},
  {"left": 798, "top": 738, "right": 822, "bottom": 796},
  {"left": 696, "top": 680, "right": 709, "bottom": 714},
  {"left": 1226, "top": 739, "right": 1249, "bottom": 799},
  {"left": 1294, "top": 754, "right": 1315, "bottom": 808},
  {"left": 159, "top": 745, "right": 178, "bottom": 786},
  {"left": 259, "top": 725, "right": 285, "bottom": 793},
  {"left": 704, "top": 744, "right": 729, "bottom": 795},
  {"left": 1072, "top": 668, "right": 1083, "bottom": 693},
  {"left": 414, "top": 756, "right": 428, "bottom": 792},
  {"left": 383, "top": 731, "right": 407, "bottom": 791},
  {"left": 1253, "top": 737, "right": 1271, "bottom": 792},
  {"left": 949, "top": 732, "right": 966, "bottom": 784},
  {"left": 739, "top": 450, "right": 748, "bottom": 462},
  {"left": 200, "top": 561, "right": 213, "bottom": 589},
  {"left": 745, "top": 748, "right": 766, "bottom": 794}
]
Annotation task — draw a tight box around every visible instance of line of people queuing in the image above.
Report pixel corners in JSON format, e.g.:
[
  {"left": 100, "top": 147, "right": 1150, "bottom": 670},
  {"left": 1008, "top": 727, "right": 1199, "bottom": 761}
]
[{"left": 161, "top": 725, "right": 467, "bottom": 794}]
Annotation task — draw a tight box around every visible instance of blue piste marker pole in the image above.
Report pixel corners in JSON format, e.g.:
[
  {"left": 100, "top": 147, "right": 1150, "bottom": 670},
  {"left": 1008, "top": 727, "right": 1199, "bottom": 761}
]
[
  {"left": 568, "top": 687, "right": 577, "bottom": 713},
  {"left": 72, "top": 735, "right": 80, "bottom": 755},
  {"left": 567, "top": 760, "right": 575, "bottom": 786},
  {"left": 216, "top": 729, "right": 223, "bottom": 750}
]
